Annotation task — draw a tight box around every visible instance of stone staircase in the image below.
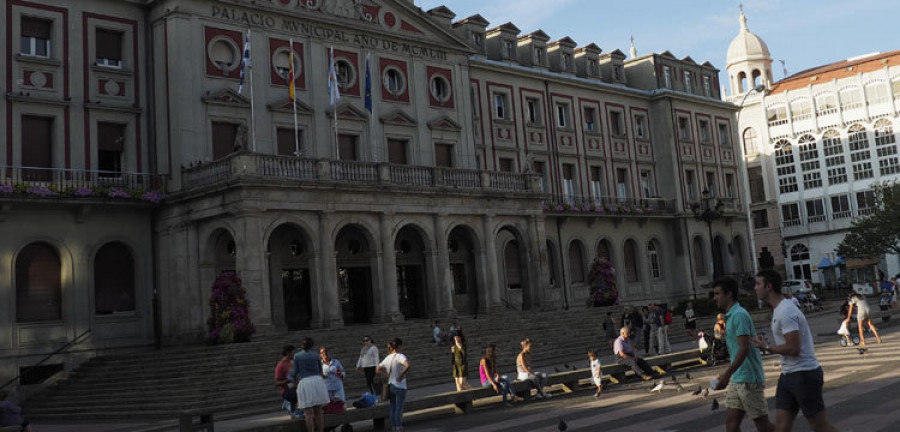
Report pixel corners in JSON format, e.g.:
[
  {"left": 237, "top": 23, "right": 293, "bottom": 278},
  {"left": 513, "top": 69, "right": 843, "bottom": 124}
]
[{"left": 25, "top": 306, "right": 705, "bottom": 421}]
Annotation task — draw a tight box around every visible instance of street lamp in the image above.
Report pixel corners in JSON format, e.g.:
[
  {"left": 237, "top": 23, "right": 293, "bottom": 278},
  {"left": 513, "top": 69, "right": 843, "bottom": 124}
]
[{"left": 693, "top": 188, "right": 726, "bottom": 279}]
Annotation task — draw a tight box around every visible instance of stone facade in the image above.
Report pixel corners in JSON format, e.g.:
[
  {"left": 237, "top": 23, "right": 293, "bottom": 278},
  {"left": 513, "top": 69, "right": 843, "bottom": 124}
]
[{"left": 1, "top": 0, "right": 750, "bottom": 381}]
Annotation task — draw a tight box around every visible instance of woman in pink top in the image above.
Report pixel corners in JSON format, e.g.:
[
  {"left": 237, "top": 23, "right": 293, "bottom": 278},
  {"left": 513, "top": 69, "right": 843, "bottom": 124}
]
[
  {"left": 479, "top": 345, "right": 515, "bottom": 406},
  {"left": 274, "top": 344, "right": 298, "bottom": 415}
]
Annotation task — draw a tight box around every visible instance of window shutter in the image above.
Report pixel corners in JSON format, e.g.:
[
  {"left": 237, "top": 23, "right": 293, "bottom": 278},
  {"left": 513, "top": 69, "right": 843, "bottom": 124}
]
[
  {"left": 387, "top": 139, "right": 407, "bottom": 164},
  {"left": 16, "top": 243, "right": 62, "bottom": 322},
  {"left": 97, "top": 122, "right": 125, "bottom": 151},
  {"left": 338, "top": 134, "right": 358, "bottom": 161},
  {"left": 211, "top": 122, "right": 237, "bottom": 160},
  {"left": 94, "top": 242, "right": 135, "bottom": 314},
  {"left": 435, "top": 143, "right": 452, "bottom": 167},
  {"left": 22, "top": 17, "right": 52, "bottom": 38},
  {"left": 276, "top": 128, "right": 296, "bottom": 156},
  {"left": 96, "top": 29, "right": 123, "bottom": 61},
  {"left": 22, "top": 115, "right": 53, "bottom": 169}
]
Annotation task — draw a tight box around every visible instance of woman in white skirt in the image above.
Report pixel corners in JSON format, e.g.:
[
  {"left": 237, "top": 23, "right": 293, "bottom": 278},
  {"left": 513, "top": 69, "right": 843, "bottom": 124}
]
[{"left": 288, "top": 337, "right": 330, "bottom": 432}]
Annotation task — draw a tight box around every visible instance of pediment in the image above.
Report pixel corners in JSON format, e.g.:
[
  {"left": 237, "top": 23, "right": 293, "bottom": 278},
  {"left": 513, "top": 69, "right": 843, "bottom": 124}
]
[
  {"left": 328, "top": 102, "right": 369, "bottom": 121},
  {"left": 551, "top": 37, "right": 577, "bottom": 48},
  {"left": 267, "top": 97, "right": 313, "bottom": 115},
  {"left": 380, "top": 109, "right": 416, "bottom": 126},
  {"left": 428, "top": 115, "right": 461, "bottom": 131},
  {"left": 520, "top": 29, "right": 550, "bottom": 42},
  {"left": 659, "top": 50, "right": 677, "bottom": 59},
  {"left": 701, "top": 61, "right": 717, "bottom": 69},
  {"left": 682, "top": 56, "right": 697, "bottom": 65},
  {"left": 201, "top": 88, "right": 249, "bottom": 107},
  {"left": 427, "top": 6, "right": 456, "bottom": 20},
  {"left": 453, "top": 14, "right": 489, "bottom": 28},
  {"left": 607, "top": 49, "right": 626, "bottom": 59},
  {"left": 488, "top": 22, "right": 521, "bottom": 35},
  {"left": 577, "top": 43, "right": 602, "bottom": 54}
]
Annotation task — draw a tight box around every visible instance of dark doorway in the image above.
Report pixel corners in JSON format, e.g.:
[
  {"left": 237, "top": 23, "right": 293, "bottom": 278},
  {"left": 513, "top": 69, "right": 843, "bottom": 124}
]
[
  {"left": 340, "top": 267, "right": 372, "bottom": 324},
  {"left": 282, "top": 269, "right": 312, "bottom": 330},
  {"left": 398, "top": 265, "right": 426, "bottom": 319}
]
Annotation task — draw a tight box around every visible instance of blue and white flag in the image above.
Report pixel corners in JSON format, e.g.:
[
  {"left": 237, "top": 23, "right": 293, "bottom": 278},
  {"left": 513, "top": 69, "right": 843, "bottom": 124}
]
[
  {"left": 238, "top": 30, "right": 251, "bottom": 94},
  {"left": 328, "top": 46, "right": 341, "bottom": 106}
]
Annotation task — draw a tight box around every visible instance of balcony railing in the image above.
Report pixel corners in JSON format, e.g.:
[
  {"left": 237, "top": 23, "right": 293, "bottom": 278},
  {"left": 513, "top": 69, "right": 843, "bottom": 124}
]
[
  {"left": 833, "top": 210, "right": 852, "bottom": 219},
  {"left": 858, "top": 207, "right": 876, "bottom": 216},
  {"left": 180, "top": 153, "right": 538, "bottom": 194},
  {"left": 1, "top": 166, "right": 166, "bottom": 191},
  {"left": 783, "top": 219, "right": 803, "bottom": 228},
  {"left": 544, "top": 194, "right": 676, "bottom": 214},
  {"left": 808, "top": 215, "right": 826, "bottom": 224}
]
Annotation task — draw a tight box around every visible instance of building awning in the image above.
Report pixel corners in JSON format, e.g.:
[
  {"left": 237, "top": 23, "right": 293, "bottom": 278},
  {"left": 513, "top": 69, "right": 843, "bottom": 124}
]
[
  {"left": 834, "top": 256, "right": 846, "bottom": 266},
  {"left": 817, "top": 256, "right": 833, "bottom": 268},
  {"left": 846, "top": 258, "right": 879, "bottom": 269}
]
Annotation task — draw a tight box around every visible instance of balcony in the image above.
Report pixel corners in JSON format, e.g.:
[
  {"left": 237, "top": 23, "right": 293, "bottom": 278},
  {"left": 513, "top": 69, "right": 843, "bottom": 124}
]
[
  {"left": 180, "top": 152, "right": 537, "bottom": 195},
  {"left": 1, "top": 166, "right": 166, "bottom": 202},
  {"left": 543, "top": 194, "right": 676, "bottom": 215},
  {"left": 783, "top": 219, "right": 803, "bottom": 228}
]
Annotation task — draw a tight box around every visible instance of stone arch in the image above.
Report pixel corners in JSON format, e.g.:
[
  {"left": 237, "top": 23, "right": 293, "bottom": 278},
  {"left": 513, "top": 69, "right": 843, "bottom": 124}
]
[
  {"left": 737, "top": 71, "right": 747, "bottom": 93},
  {"left": 567, "top": 238, "right": 587, "bottom": 284},
  {"left": 752, "top": 69, "right": 762, "bottom": 87},
  {"left": 595, "top": 237, "right": 615, "bottom": 266},
  {"left": 267, "top": 222, "right": 316, "bottom": 330},
  {"left": 545, "top": 238, "right": 559, "bottom": 288},
  {"left": 447, "top": 224, "right": 481, "bottom": 314},
  {"left": 335, "top": 223, "right": 378, "bottom": 324},
  {"left": 15, "top": 241, "right": 63, "bottom": 323},
  {"left": 205, "top": 227, "right": 237, "bottom": 275},
  {"left": 395, "top": 223, "right": 432, "bottom": 319},
  {"left": 622, "top": 238, "right": 640, "bottom": 283},
  {"left": 497, "top": 224, "right": 531, "bottom": 310}
]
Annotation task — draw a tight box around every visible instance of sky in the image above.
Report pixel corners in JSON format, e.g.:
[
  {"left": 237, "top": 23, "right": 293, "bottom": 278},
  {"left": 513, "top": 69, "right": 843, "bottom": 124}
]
[{"left": 414, "top": 0, "right": 898, "bottom": 91}]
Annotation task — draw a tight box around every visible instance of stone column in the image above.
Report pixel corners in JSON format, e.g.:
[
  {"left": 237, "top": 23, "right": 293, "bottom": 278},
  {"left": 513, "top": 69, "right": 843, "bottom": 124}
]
[
  {"left": 318, "top": 211, "right": 343, "bottom": 329},
  {"left": 238, "top": 212, "right": 271, "bottom": 327},
  {"left": 530, "top": 214, "right": 553, "bottom": 311},
  {"left": 481, "top": 214, "right": 501, "bottom": 313},
  {"left": 433, "top": 213, "right": 455, "bottom": 316},
  {"left": 379, "top": 212, "right": 403, "bottom": 322}
]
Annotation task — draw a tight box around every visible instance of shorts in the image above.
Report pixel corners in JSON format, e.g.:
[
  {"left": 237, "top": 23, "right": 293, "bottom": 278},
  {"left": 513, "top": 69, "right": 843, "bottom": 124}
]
[
  {"left": 685, "top": 320, "right": 697, "bottom": 330},
  {"left": 725, "top": 382, "right": 768, "bottom": 419},
  {"left": 775, "top": 367, "right": 825, "bottom": 417},
  {"left": 857, "top": 312, "right": 870, "bottom": 322}
]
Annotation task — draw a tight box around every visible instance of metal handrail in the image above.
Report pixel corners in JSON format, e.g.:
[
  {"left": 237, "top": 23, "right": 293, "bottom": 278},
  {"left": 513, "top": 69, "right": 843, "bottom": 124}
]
[{"left": 0, "top": 329, "right": 92, "bottom": 392}]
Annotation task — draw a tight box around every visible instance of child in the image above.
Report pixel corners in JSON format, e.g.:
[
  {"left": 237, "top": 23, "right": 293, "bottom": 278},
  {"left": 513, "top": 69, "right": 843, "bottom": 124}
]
[
  {"left": 588, "top": 349, "right": 603, "bottom": 398},
  {"left": 837, "top": 320, "right": 852, "bottom": 346}
]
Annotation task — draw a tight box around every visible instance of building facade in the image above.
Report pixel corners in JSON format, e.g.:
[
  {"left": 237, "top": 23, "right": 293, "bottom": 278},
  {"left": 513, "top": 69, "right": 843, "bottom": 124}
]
[
  {"left": 1, "top": 0, "right": 750, "bottom": 380},
  {"left": 727, "top": 9, "right": 900, "bottom": 288}
]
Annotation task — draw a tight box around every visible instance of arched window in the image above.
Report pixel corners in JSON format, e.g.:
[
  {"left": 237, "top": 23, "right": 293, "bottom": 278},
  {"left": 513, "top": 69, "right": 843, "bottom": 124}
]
[
  {"left": 16, "top": 242, "right": 62, "bottom": 322},
  {"left": 752, "top": 69, "right": 762, "bottom": 87},
  {"left": 504, "top": 241, "right": 522, "bottom": 289},
  {"left": 568, "top": 240, "right": 585, "bottom": 283},
  {"left": 774, "top": 139, "right": 798, "bottom": 193},
  {"left": 737, "top": 71, "right": 747, "bottom": 94},
  {"left": 647, "top": 240, "right": 661, "bottom": 280},
  {"left": 789, "top": 244, "right": 811, "bottom": 280},
  {"left": 790, "top": 244, "right": 809, "bottom": 261},
  {"left": 623, "top": 239, "right": 639, "bottom": 282},
  {"left": 692, "top": 237, "right": 706, "bottom": 277},
  {"left": 874, "top": 119, "right": 896, "bottom": 146},
  {"left": 874, "top": 119, "right": 899, "bottom": 175},
  {"left": 848, "top": 124, "right": 869, "bottom": 151},
  {"left": 742, "top": 127, "right": 758, "bottom": 155},
  {"left": 596, "top": 239, "right": 611, "bottom": 261},
  {"left": 95, "top": 242, "right": 136, "bottom": 314},
  {"left": 797, "top": 135, "right": 819, "bottom": 172}
]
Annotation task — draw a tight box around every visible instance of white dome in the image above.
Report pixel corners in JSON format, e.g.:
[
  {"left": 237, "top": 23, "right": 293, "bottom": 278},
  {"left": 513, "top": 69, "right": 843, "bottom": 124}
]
[{"left": 726, "top": 11, "right": 770, "bottom": 68}]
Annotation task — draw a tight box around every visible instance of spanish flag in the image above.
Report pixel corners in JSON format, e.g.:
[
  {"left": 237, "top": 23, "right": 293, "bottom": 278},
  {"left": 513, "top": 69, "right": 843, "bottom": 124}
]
[{"left": 288, "top": 39, "right": 295, "bottom": 102}]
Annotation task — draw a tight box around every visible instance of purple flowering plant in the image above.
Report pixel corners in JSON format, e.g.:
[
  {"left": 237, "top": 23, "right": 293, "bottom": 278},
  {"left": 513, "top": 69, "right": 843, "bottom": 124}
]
[
  {"left": 74, "top": 187, "right": 94, "bottom": 197},
  {"left": 588, "top": 257, "right": 618, "bottom": 307},
  {"left": 108, "top": 188, "right": 131, "bottom": 199},
  {"left": 0, "top": 184, "right": 13, "bottom": 195},
  {"left": 26, "top": 186, "right": 57, "bottom": 197},
  {"left": 207, "top": 272, "right": 255, "bottom": 344}
]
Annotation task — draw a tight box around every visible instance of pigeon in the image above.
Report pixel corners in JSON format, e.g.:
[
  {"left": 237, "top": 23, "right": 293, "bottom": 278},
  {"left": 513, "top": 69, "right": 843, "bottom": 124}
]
[
  {"left": 671, "top": 374, "right": 678, "bottom": 383},
  {"left": 554, "top": 367, "right": 561, "bottom": 373},
  {"left": 564, "top": 363, "right": 571, "bottom": 369},
  {"left": 691, "top": 386, "right": 702, "bottom": 396},
  {"left": 675, "top": 383, "right": 685, "bottom": 392},
  {"left": 702, "top": 388, "right": 709, "bottom": 398},
  {"left": 650, "top": 381, "right": 664, "bottom": 392},
  {"left": 558, "top": 419, "right": 568, "bottom": 431},
  {"left": 711, "top": 398, "right": 719, "bottom": 410},
  {"left": 858, "top": 347, "right": 868, "bottom": 355},
  {"left": 685, "top": 373, "right": 692, "bottom": 380}
]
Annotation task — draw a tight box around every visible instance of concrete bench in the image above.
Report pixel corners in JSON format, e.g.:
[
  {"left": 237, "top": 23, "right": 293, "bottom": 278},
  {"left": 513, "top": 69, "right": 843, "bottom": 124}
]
[{"left": 179, "top": 409, "right": 214, "bottom": 432}]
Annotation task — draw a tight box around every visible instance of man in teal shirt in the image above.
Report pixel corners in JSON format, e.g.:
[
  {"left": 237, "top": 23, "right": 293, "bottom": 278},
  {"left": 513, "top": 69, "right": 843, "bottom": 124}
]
[{"left": 713, "top": 278, "right": 774, "bottom": 432}]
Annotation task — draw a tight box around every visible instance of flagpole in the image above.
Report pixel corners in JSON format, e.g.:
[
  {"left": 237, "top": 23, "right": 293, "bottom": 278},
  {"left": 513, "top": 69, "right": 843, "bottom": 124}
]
[
  {"left": 330, "top": 46, "right": 339, "bottom": 159},
  {"left": 247, "top": 29, "right": 257, "bottom": 152},
  {"left": 365, "top": 51, "right": 376, "bottom": 162},
  {"left": 290, "top": 38, "right": 300, "bottom": 157}
]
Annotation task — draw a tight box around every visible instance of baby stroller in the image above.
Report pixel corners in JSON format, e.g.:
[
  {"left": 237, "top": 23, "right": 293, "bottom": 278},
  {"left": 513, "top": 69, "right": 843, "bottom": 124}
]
[
  {"left": 837, "top": 320, "right": 861, "bottom": 347},
  {"left": 698, "top": 330, "right": 728, "bottom": 366}
]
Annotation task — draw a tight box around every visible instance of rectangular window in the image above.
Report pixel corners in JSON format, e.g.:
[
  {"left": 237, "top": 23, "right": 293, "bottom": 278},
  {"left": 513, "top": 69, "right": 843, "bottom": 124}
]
[
  {"left": 802, "top": 172, "right": 822, "bottom": 189},
  {"left": 526, "top": 97, "right": 541, "bottom": 124},
  {"left": 20, "top": 17, "right": 51, "bottom": 58},
  {"left": 717, "top": 123, "right": 729, "bottom": 146},
  {"left": 563, "top": 164, "right": 575, "bottom": 201},
  {"left": 590, "top": 166, "right": 604, "bottom": 199},
  {"left": 211, "top": 121, "right": 238, "bottom": 160},
  {"left": 634, "top": 114, "right": 647, "bottom": 138},
  {"left": 827, "top": 167, "right": 847, "bottom": 185},
  {"left": 588, "top": 59, "right": 598, "bottom": 76},
  {"left": 852, "top": 162, "right": 873, "bottom": 180},
  {"left": 805, "top": 199, "right": 825, "bottom": 223},
  {"left": 276, "top": 127, "right": 302, "bottom": 156},
  {"left": 471, "top": 32, "right": 484, "bottom": 48},
  {"left": 685, "top": 170, "right": 696, "bottom": 202},
  {"left": 683, "top": 70, "right": 692, "bottom": 93},
  {"left": 534, "top": 47, "right": 544, "bottom": 65},
  {"left": 616, "top": 168, "right": 629, "bottom": 199},
  {"left": 831, "top": 195, "right": 851, "bottom": 219},
  {"left": 856, "top": 190, "right": 877, "bottom": 215},
  {"left": 705, "top": 171, "right": 717, "bottom": 196},
  {"left": 840, "top": 89, "right": 863, "bottom": 110},
  {"left": 556, "top": 103, "right": 569, "bottom": 128},
  {"left": 434, "top": 142, "right": 453, "bottom": 167},
  {"left": 781, "top": 203, "right": 801, "bottom": 226},
  {"left": 610, "top": 110, "right": 624, "bottom": 136},
  {"left": 22, "top": 115, "right": 53, "bottom": 181},
  {"left": 494, "top": 93, "right": 508, "bottom": 119},
  {"left": 498, "top": 157, "right": 514, "bottom": 172},
  {"left": 387, "top": 138, "right": 408, "bottom": 164},
  {"left": 816, "top": 94, "right": 837, "bottom": 114},
  {"left": 338, "top": 134, "right": 358, "bottom": 161},
  {"left": 778, "top": 176, "right": 798, "bottom": 194},
  {"left": 748, "top": 167, "right": 765, "bottom": 203},
  {"left": 583, "top": 107, "right": 596, "bottom": 132},
  {"left": 703, "top": 76, "right": 712, "bottom": 97},
  {"left": 678, "top": 116, "right": 691, "bottom": 141},
  {"left": 534, "top": 161, "right": 546, "bottom": 192},
  {"left": 503, "top": 40, "right": 515, "bottom": 59},
  {"left": 698, "top": 119, "right": 711, "bottom": 143},
  {"left": 725, "top": 173, "right": 735, "bottom": 198},
  {"left": 767, "top": 106, "right": 788, "bottom": 125},
  {"left": 790, "top": 100, "right": 811, "bottom": 120},
  {"left": 97, "top": 122, "right": 125, "bottom": 176},
  {"left": 663, "top": 66, "right": 672, "bottom": 88},
  {"left": 879, "top": 157, "right": 900, "bottom": 176},
  {"left": 752, "top": 209, "right": 769, "bottom": 229},
  {"left": 562, "top": 53, "right": 572, "bottom": 71},
  {"left": 95, "top": 28, "right": 123, "bottom": 68},
  {"left": 640, "top": 170, "right": 653, "bottom": 197}
]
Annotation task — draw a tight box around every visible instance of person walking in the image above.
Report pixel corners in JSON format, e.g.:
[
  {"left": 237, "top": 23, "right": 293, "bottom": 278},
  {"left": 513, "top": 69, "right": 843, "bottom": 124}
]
[
  {"left": 653, "top": 304, "right": 671, "bottom": 354},
  {"left": 479, "top": 344, "right": 516, "bottom": 406},
  {"left": 845, "top": 292, "right": 882, "bottom": 348},
  {"left": 516, "top": 338, "right": 551, "bottom": 399},
  {"left": 588, "top": 349, "right": 604, "bottom": 398},
  {"left": 629, "top": 307, "right": 644, "bottom": 349},
  {"left": 274, "top": 344, "right": 298, "bottom": 415},
  {"left": 451, "top": 335, "right": 471, "bottom": 391},
  {"left": 613, "top": 326, "right": 655, "bottom": 380},
  {"left": 751, "top": 270, "right": 838, "bottom": 432},
  {"left": 377, "top": 338, "right": 410, "bottom": 432},
  {"left": 319, "top": 347, "right": 346, "bottom": 401},
  {"left": 682, "top": 302, "right": 698, "bottom": 339},
  {"left": 356, "top": 336, "right": 379, "bottom": 395},
  {"left": 603, "top": 312, "right": 617, "bottom": 347},
  {"left": 288, "top": 337, "right": 330, "bottom": 432},
  {"left": 712, "top": 278, "right": 773, "bottom": 432},
  {"left": 642, "top": 306, "right": 654, "bottom": 355}
]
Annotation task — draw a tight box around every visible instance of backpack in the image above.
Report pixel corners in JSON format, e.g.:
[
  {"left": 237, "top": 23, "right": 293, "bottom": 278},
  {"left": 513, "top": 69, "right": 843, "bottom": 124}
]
[{"left": 664, "top": 310, "right": 673, "bottom": 325}]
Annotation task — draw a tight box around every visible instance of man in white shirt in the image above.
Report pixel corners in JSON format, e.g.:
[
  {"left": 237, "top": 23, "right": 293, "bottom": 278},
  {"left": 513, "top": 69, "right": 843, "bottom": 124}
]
[{"left": 751, "top": 270, "right": 838, "bottom": 432}]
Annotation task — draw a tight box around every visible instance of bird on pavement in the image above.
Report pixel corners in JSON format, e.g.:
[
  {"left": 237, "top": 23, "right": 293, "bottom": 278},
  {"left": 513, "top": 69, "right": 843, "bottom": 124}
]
[
  {"left": 702, "top": 388, "right": 709, "bottom": 398},
  {"left": 671, "top": 374, "right": 677, "bottom": 383},
  {"left": 650, "top": 382, "right": 664, "bottom": 392},
  {"left": 685, "top": 372, "right": 692, "bottom": 380},
  {"left": 554, "top": 367, "right": 561, "bottom": 373},
  {"left": 711, "top": 398, "right": 719, "bottom": 410},
  {"left": 558, "top": 419, "right": 568, "bottom": 431},
  {"left": 564, "top": 363, "right": 571, "bottom": 369},
  {"left": 691, "top": 386, "right": 702, "bottom": 396}
]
